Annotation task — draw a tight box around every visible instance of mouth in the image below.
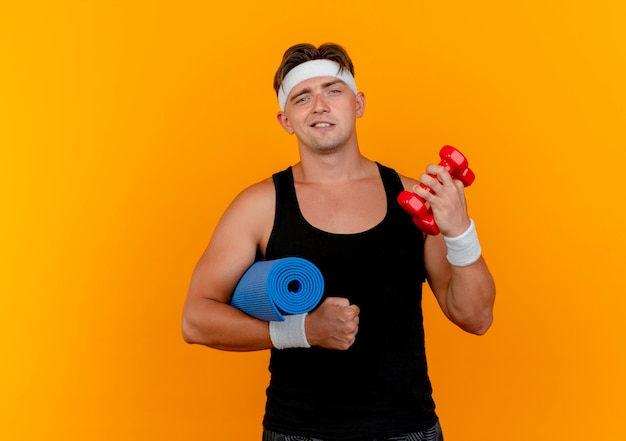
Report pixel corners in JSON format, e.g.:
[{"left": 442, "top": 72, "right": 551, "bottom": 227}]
[{"left": 309, "top": 121, "right": 334, "bottom": 128}]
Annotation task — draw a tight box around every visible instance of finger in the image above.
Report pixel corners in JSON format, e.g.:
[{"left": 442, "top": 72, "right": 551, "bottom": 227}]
[
  {"left": 348, "top": 304, "right": 360, "bottom": 315},
  {"left": 326, "top": 297, "right": 350, "bottom": 307},
  {"left": 419, "top": 172, "right": 439, "bottom": 189},
  {"left": 426, "top": 164, "right": 454, "bottom": 186},
  {"left": 342, "top": 306, "right": 361, "bottom": 323},
  {"left": 335, "top": 336, "right": 355, "bottom": 350},
  {"left": 451, "top": 178, "right": 465, "bottom": 192},
  {"left": 413, "top": 182, "right": 435, "bottom": 202},
  {"left": 343, "top": 320, "right": 358, "bottom": 335}
]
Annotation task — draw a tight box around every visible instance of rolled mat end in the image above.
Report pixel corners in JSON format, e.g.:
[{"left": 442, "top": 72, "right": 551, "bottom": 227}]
[{"left": 231, "top": 257, "right": 324, "bottom": 321}]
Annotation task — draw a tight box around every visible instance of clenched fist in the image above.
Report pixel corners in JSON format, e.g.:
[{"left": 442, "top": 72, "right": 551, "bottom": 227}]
[{"left": 305, "top": 297, "right": 360, "bottom": 350}]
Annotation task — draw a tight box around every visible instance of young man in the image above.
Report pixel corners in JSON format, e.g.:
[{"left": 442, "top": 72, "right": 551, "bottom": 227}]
[{"left": 182, "top": 43, "right": 496, "bottom": 441}]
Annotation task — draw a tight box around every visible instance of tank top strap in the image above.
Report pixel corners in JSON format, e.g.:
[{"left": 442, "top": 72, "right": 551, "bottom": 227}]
[
  {"left": 274, "top": 164, "right": 403, "bottom": 203},
  {"left": 269, "top": 167, "right": 299, "bottom": 253},
  {"left": 376, "top": 162, "right": 404, "bottom": 194}
]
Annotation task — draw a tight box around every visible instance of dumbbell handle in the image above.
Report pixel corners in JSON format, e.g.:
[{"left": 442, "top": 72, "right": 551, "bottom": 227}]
[{"left": 397, "top": 146, "right": 475, "bottom": 235}]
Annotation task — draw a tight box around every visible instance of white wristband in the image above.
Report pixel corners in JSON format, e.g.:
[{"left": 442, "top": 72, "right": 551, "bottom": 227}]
[
  {"left": 443, "top": 219, "right": 482, "bottom": 267},
  {"left": 269, "top": 313, "right": 310, "bottom": 349}
]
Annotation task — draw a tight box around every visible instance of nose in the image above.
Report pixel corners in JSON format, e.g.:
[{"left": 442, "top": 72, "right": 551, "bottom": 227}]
[{"left": 312, "top": 93, "right": 330, "bottom": 113}]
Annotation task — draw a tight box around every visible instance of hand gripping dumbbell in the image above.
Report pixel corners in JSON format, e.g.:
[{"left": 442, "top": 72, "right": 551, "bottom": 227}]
[{"left": 397, "top": 146, "right": 475, "bottom": 235}]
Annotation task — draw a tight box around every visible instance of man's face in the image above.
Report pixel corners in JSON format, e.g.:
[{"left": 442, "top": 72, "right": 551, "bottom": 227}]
[{"left": 277, "top": 76, "right": 365, "bottom": 153}]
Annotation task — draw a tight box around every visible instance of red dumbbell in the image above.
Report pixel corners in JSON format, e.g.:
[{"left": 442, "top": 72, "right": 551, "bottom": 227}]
[{"left": 397, "top": 146, "right": 475, "bottom": 235}]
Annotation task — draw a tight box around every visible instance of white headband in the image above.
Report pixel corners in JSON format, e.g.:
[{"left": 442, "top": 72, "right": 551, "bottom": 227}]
[{"left": 277, "top": 59, "right": 358, "bottom": 111}]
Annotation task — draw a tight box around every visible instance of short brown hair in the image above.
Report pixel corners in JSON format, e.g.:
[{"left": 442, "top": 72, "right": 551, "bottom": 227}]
[{"left": 273, "top": 43, "right": 355, "bottom": 95}]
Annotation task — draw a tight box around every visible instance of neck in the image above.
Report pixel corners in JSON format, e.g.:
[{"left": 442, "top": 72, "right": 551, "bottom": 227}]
[{"left": 293, "top": 145, "right": 374, "bottom": 184}]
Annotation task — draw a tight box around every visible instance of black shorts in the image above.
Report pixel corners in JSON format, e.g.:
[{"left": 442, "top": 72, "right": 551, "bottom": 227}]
[{"left": 262, "top": 421, "right": 443, "bottom": 441}]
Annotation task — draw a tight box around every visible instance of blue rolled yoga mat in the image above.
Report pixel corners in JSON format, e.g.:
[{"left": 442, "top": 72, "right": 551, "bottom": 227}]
[{"left": 231, "top": 257, "right": 325, "bottom": 321}]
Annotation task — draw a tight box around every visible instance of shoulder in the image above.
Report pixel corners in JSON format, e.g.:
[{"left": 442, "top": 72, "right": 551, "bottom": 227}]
[
  {"left": 228, "top": 176, "right": 276, "bottom": 215},
  {"left": 210, "top": 176, "right": 277, "bottom": 252},
  {"left": 372, "top": 162, "right": 418, "bottom": 189},
  {"left": 391, "top": 169, "right": 419, "bottom": 191}
]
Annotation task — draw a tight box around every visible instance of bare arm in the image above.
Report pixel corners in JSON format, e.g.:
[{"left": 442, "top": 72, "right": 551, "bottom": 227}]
[
  {"left": 424, "top": 235, "right": 495, "bottom": 335},
  {"left": 181, "top": 179, "right": 360, "bottom": 351},
  {"left": 181, "top": 179, "right": 276, "bottom": 351},
  {"left": 402, "top": 165, "right": 496, "bottom": 335}
]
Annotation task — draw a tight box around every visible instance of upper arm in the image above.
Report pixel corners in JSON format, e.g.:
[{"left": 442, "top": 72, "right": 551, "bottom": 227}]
[
  {"left": 424, "top": 233, "right": 453, "bottom": 318},
  {"left": 187, "top": 179, "right": 276, "bottom": 306},
  {"left": 399, "top": 171, "right": 495, "bottom": 333},
  {"left": 398, "top": 173, "right": 454, "bottom": 316},
  {"left": 181, "top": 179, "right": 279, "bottom": 349}
]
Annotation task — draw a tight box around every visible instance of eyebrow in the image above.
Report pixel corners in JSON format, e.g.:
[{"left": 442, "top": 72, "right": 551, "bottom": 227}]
[{"left": 289, "top": 79, "right": 345, "bottom": 103}]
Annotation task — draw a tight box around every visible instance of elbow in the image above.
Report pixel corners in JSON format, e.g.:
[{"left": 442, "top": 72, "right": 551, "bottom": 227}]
[
  {"left": 453, "top": 284, "right": 496, "bottom": 336},
  {"left": 181, "top": 322, "right": 195, "bottom": 345},
  {"left": 181, "top": 317, "right": 204, "bottom": 345},
  {"left": 467, "top": 321, "right": 492, "bottom": 336},
  {"left": 182, "top": 314, "right": 225, "bottom": 348},
  {"left": 181, "top": 300, "right": 216, "bottom": 346},
  {"left": 448, "top": 299, "right": 494, "bottom": 335},
  {"left": 460, "top": 312, "right": 493, "bottom": 336}
]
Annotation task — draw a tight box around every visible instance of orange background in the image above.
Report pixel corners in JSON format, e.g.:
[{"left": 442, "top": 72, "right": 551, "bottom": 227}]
[{"left": 2, "top": 1, "right": 625, "bottom": 439}]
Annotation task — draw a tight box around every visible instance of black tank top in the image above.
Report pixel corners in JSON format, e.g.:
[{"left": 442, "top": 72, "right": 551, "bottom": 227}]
[{"left": 262, "top": 163, "right": 437, "bottom": 440}]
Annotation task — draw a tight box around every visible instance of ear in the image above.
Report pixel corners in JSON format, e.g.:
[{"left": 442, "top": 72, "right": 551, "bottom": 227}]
[
  {"left": 277, "top": 112, "right": 295, "bottom": 134},
  {"left": 355, "top": 92, "right": 366, "bottom": 118}
]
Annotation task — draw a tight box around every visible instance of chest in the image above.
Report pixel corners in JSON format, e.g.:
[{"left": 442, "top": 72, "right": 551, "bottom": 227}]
[{"left": 294, "top": 179, "right": 387, "bottom": 234}]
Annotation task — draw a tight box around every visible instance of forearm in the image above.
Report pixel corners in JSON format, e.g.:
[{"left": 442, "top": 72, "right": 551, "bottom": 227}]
[
  {"left": 445, "top": 257, "right": 495, "bottom": 335},
  {"left": 182, "top": 299, "right": 272, "bottom": 351}
]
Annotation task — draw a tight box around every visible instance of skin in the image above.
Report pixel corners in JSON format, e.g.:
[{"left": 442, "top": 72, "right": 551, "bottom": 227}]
[{"left": 182, "top": 75, "right": 496, "bottom": 352}]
